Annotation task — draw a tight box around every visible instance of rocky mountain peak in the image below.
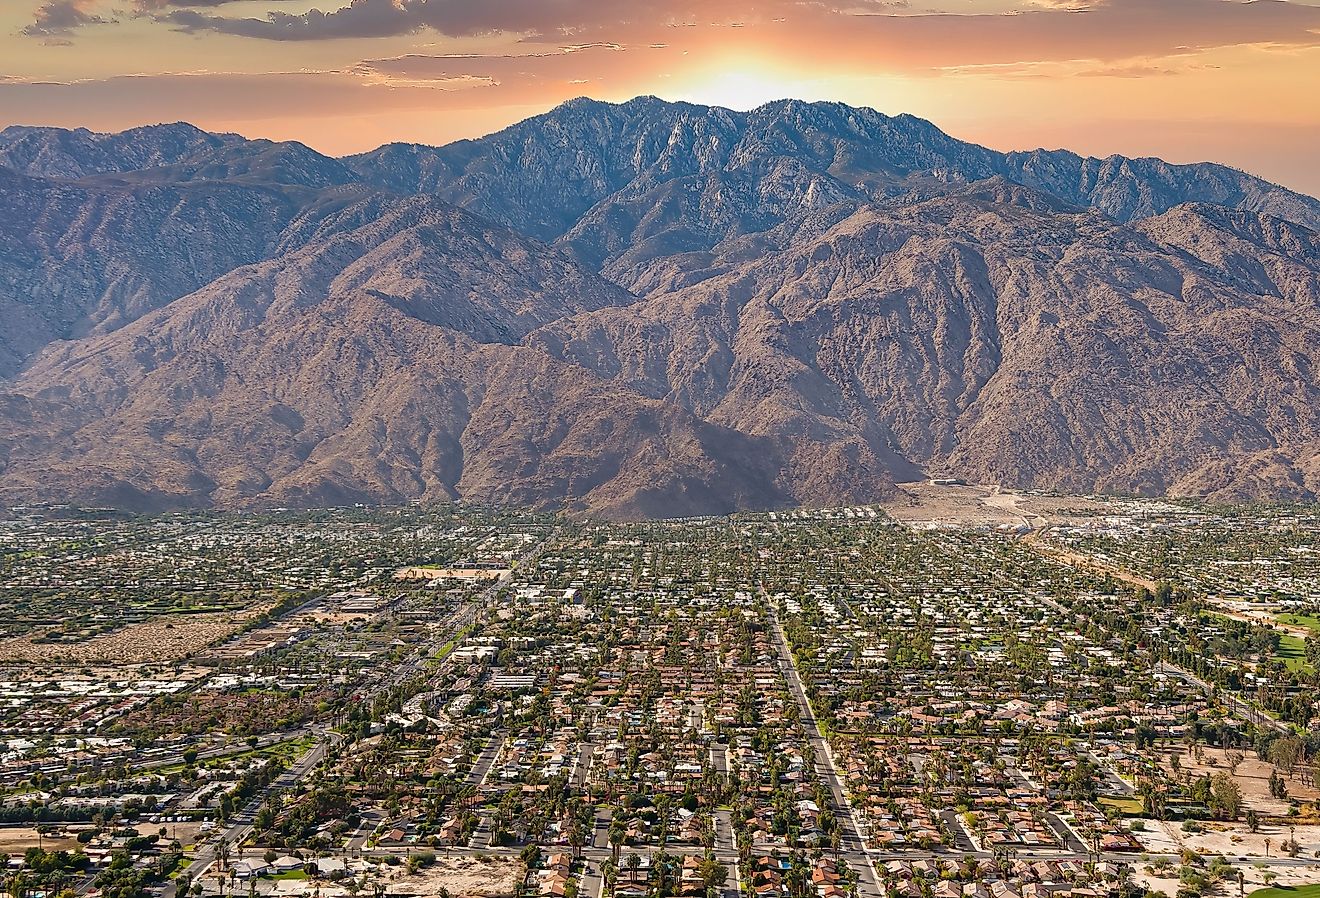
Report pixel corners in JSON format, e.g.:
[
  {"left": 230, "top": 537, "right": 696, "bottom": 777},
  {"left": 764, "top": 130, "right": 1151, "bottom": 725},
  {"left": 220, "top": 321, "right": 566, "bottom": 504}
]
[{"left": 0, "top": 100, "right": 1317, "bottom": 516}]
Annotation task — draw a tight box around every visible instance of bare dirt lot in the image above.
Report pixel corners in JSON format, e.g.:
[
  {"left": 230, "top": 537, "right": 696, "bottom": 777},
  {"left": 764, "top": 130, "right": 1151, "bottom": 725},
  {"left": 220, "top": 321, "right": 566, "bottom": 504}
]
[
  {"left": 0, "top": 609, "right": 266, "bottom": 666},
  {"left": 388, "top": 856, "right": 522, "bottom": 898},
  {"left": 1133, "top": 853, "right": 1320, "bottom": 898},
  {"left": 159, "top": 820, "right": 207, "bottom": 847},
  {"left": 0, "top": 826, "right": 81, "bottom": 853},
  {"left": 885, "top": 481, "right": 1113, "bottom": 530},
  {"left": 1137, "top": 820, "right": 1320, "bottom": 897},
  {"left": 1158, "top": 746, "right": 1320, "bottom": 813},
  {"left": 1131, "top": 746, "right": 1320, "bottom": 892},
  {"left": 1140, "top": 818, "right": 1320, "bottom": 858}
]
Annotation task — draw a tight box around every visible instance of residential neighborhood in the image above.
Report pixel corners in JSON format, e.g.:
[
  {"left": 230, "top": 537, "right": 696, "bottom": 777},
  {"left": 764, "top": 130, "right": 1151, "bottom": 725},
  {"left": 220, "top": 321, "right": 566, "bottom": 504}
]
[{"left": 0, "top": 500, "right": 1316, "bottom": 898}]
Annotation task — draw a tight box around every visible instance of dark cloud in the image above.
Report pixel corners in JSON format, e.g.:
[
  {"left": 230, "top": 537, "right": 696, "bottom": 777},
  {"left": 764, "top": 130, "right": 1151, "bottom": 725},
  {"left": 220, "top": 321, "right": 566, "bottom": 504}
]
[
  {"left": 22, "top": 0, "right": 111, "bottom": 37},
  {"left": 21, "top": 0, "right": 306, "bottom": 39},
  {"left": 159, "top": 0, "right": 815, "bottom": 41},
  {"left": 147, "top": 0, "right": 1320, "bottom": 72},
  {"left": 135, "top": 0, "right": 304, "bottom": 7},
  {"left": 163, "top": 0, "right": 415, "bottom": 40}
]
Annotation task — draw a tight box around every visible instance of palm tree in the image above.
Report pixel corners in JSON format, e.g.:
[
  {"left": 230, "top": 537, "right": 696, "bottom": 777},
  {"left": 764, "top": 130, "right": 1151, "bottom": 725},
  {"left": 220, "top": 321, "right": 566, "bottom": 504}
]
[
  {"left": 609, "top": 822, "right": 626, "bottom": 865},
  {"left": 569, "top": 822, "right": 586, "bottom": 862}
]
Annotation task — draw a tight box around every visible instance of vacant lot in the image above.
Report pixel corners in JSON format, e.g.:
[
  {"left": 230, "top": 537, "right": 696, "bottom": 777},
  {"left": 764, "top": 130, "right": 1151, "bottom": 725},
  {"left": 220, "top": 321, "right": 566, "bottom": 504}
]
[
  {"left": 1160, "top": 746, "right": 1320, "bottom": 812},
  {"left": 390, "top": 856, "right": 521, "bottom": 898},
  {"left": 0, "top": 608, "right": 266, "bottom": 666},
  {"left": 0, "top": 826, "right": 80, "bottom": 853},
  {"left": 887, "top": 481, "right": 1113, "bottom": 530}
]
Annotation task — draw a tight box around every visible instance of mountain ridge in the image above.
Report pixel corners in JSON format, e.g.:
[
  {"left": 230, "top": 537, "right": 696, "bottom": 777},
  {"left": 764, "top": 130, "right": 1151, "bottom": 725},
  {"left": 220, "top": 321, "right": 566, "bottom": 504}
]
[{"left": 0, "top": 98, "right": 1317, "bottom": 516}]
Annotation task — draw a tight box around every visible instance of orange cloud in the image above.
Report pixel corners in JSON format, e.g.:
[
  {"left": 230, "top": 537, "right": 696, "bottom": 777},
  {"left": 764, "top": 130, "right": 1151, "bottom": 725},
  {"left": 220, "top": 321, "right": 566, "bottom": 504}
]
[{"left": 4, "top": 0, "right": 1317, "bottom": 195}]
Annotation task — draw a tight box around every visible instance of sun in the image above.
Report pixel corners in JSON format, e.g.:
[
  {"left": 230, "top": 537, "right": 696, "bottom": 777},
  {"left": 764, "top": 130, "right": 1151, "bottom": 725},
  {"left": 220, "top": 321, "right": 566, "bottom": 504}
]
[
  {"left": 678, "top": 67, "right": 812, "bottom": 110},
  {"left": 690, "top": 71, "right": 785, "bottom": 110}
]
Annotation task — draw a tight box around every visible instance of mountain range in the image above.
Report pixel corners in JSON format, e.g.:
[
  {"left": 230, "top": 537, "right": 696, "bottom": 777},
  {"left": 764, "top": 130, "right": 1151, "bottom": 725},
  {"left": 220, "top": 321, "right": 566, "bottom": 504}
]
[{"left": 1, "top": 97, "right": 1317, "bottom": 517}]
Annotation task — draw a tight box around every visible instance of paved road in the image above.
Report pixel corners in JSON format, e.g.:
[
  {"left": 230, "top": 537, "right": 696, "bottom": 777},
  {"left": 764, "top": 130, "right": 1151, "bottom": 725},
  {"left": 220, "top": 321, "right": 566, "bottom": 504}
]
[
  {"left": 713, "top": 809, "right": 735, "bottom": 854},
  {"left": 1044, "top": 813, "right": 1088, "bottom": 854},
  {"left": 376, "top": 532, "right": 553, "bottom": 698},
  {"left": 189, "top": 736, "right": 333, "bottom": 885},
  {"left": 592, "top": 808, "right": 612, "bottom": 851},
  {"left": 580, "top": 861, "right": 604, "bottom": 898},
  {"left": 347, "top": 809, "right": 384, "bottom": 852},
  {"left": 710, "top": 744, "right": 729, "bottom": 776},
  {"left": 766, "top": 600, "right": 885, "bottom": 898},
  {"left": 937, "top": 809, "right": 977, "bottom": 852},
  {"left": 571, "top": 741, "right": 594, "bottom": 788},
  {"left": 468, "top": 732, "right": 507, "bottom": 787},
  {"left": 1156, "top": 661, "right": 1291, "bottom": 734},
  {"left": 470, "top": 815, "right": 496, "bottom": 850},
  {"left": 1083, "top": 749, "right": 1135, "bottom": 797}
]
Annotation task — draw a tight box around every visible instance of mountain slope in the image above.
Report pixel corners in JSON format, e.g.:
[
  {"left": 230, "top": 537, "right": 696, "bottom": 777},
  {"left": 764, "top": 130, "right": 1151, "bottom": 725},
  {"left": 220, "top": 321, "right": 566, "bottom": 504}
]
[
  {"left": 347, "top": 98, "right": 1320, "bottom": 258},
  {"left": 528, "top": 192, "right": 1320, "bottom": 501},
  {"left": 0, "top": 165, "right": 371, "bottom": 377},
  {"left": 0, "top": 194, "right": 800, "bottom": 517},
  {"left": 0, "top": 123, "right": 238, "bottom": 179},
  {"left": 0, "top": 122, "right": 358, "bottom": 187},
  {"left": 0, "top": 99, "right": 1318, "bottom": 515}
]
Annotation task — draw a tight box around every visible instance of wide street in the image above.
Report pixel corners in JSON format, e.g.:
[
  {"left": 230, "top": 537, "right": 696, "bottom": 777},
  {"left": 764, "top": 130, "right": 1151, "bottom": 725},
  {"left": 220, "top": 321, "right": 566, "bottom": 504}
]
[{"left": 765, "top": 595, "right": 886, "bottom": 898}]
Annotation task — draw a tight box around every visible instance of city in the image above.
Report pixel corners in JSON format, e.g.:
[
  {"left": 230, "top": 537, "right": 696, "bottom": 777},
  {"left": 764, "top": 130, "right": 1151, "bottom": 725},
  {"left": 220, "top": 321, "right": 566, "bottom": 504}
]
[{"left": 0, "top": 492, "right": 1315, "bottom": 898}]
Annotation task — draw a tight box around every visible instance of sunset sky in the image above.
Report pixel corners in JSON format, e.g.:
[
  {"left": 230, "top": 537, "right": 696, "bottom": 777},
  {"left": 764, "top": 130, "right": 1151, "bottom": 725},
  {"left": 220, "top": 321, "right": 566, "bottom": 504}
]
[{"left": 2, "top": 0, "right": 1318, "bottom": 195}]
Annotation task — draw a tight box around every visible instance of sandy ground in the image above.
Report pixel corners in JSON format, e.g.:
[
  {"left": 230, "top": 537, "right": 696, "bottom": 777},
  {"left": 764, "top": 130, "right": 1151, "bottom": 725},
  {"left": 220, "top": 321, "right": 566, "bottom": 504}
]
[
  {"left": 1139, "top": 819, "right": 1320, "bottom": 858},
  {"left": 160, "top": 821, "right": 207, "bottom": 848},
  {"left": 0, "top": 826, "right": 80, "bottom": 853},
  {"left": 0, "top": 609, "right": 265, "bottom": 665},
  {"left": 1129, "top": 869, "right": 1182, "bottom": 898},
  {"left": 0, "top": 821, "right": 207, "bottom": 855},
  {"left": 388, "top": 856, "right": 522, "bottom": 897},
  {"left": 1022, "top": 537, "right": 1159, "bottom": 591},
  {"left": 1132, "top": 860, "right": 1320, "bottom": 898},
  {"left": 884, "top": 482, "right": 1112, "bottom": 530},
  {"left": 1160, "top": 747, "right": 1320, "bottom": 813},
  {"left": 395, "top": 568, "right": 510, "bottom": 582},
  {"left": 1135, "top": 821, "right": 1320, "bottom": 898},
  {"left": 1131, "top": 744, "right": 1320, "bottom": 895}
]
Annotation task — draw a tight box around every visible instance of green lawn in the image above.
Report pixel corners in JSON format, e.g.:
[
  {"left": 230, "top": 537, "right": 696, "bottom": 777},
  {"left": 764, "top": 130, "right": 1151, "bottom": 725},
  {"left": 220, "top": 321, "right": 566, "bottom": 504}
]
[
  {"left": 1247, "top": 884, "right": 1320, "bottom": 898},
  {"left": 268, "top": 870, "right": 307, "bottom": 881},
  {"left": 1098, "top": 796, "right": 1143, "bottom": 815},
  {"left": 1275, "top": 633, "right": 1314, "bottom": 673},
  {"left": 1277, "top": 613, "right": 1320, "bottom": 634}
]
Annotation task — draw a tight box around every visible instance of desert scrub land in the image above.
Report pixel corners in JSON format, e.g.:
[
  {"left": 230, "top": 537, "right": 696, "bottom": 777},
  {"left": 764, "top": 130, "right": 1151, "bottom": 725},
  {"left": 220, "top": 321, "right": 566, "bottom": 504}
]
[
  {"left": 0, "top": 608, "right": 266, "bottom": 665},
  {"left": 108, "top": 688, "right": 336, "bottom": 738}
]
